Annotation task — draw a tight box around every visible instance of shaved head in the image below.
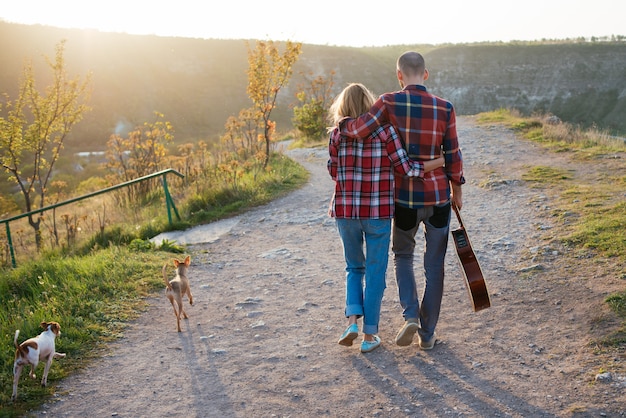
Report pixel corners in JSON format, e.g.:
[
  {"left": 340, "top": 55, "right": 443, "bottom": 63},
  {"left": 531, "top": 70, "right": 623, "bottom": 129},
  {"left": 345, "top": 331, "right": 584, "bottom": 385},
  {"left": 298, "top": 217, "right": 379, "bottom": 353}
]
[{"left": 397, "top": 51, "right": 426, "bottom": 77}]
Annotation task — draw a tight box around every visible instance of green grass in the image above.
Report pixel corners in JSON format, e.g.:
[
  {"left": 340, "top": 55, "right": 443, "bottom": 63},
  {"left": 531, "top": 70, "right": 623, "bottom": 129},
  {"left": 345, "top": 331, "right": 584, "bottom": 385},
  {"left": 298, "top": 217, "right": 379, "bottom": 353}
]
[
  {"left": 603, "top": 292, "right": 626, "bottom": 347},
  {"left": 480, "top": 109, "right": 625, "bottom": 264},
  {"left": 0, "top": 247, "right": 166, "bottom": 415},
  {"left": 0, "top": 151, "right": 309, "bottom": 416},
  {"left": 521, "top": 166, "right": 573, "bottom": 184},
  {"left": 562, "top": 202, "right": 626, "bottom": 257},
  {"left": 478, "top": 109, "right": 626, "bottom": 347},
  {"left": 606, "top": 293, "right": 626, "bottom": 317},
  {"left": 182, "top": 153, "right": 309, "bottom": 225},
  {"left": 557, "top": 182, "right": 625, "bottom": 346},
  {"left": 478, "top": 108, "right": 626, "bottom": 157},
  {"left": 476, "top": 107, "right": 527, "bottom": 125}
]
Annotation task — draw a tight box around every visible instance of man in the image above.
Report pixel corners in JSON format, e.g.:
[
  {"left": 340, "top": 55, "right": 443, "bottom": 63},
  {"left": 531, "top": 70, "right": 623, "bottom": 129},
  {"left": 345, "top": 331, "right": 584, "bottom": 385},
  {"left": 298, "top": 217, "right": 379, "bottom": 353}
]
[{"left": 340, "top": 51, "right": 465, "bottom": 350}]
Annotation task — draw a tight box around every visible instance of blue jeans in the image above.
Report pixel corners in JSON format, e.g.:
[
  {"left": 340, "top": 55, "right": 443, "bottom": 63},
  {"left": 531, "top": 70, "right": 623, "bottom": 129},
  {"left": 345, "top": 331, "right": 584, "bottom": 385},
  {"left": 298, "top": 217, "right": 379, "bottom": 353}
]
[
  {"left": 392, "top": 203, "right": 451, "bottom": 341},
  {"left": 336, "top": 218, "right": 391, "bottom": 335}
]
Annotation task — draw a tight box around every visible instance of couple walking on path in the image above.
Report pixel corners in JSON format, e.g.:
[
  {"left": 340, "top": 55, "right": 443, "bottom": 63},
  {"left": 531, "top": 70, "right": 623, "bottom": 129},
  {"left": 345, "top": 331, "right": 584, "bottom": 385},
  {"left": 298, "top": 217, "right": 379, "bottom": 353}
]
[{"left": 328, "top": 51, "right": 465, "bottom": 353}]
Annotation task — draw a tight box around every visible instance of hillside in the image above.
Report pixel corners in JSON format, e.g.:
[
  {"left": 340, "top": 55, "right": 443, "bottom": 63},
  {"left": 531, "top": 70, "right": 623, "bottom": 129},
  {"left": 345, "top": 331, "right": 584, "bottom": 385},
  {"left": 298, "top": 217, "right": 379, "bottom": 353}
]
[
  {"left": 426, "top": 43, "right": 626, "bottom": 131},
  {"left": 1, "top": 22, "right": 625, "bottom": 154}
]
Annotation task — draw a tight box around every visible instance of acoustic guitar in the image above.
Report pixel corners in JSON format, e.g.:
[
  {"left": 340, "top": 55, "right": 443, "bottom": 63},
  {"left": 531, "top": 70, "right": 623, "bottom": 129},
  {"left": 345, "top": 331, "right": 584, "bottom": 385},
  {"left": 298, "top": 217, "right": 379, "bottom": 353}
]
[{"left": 450, "top": 202, "right": 491, "bottom": 311}]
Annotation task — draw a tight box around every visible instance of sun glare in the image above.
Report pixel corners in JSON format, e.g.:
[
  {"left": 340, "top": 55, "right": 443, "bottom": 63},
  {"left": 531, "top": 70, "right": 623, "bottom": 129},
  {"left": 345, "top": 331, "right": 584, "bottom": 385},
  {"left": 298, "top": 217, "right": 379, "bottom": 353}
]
[{"left": 1, "top": 0, "right": 625, "bottom": 47}]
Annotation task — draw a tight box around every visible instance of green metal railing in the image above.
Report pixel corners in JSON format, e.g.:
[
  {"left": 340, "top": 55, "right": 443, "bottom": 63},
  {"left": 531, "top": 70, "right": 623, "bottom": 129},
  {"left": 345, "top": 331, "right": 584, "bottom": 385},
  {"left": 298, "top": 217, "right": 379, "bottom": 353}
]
[{"left": 1, "top": 169, "right": 184, "bottom": 267}]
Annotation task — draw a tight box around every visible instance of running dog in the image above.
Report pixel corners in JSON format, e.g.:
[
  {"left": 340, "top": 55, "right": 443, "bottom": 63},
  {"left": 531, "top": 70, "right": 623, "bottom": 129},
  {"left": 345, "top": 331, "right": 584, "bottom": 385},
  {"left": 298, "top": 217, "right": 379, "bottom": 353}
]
[
  {"left": 162, "top": 255, "right": 193, "bottom": 332},
  {"left": 12, "top": 321, "right": 66, "bottom": 401}
]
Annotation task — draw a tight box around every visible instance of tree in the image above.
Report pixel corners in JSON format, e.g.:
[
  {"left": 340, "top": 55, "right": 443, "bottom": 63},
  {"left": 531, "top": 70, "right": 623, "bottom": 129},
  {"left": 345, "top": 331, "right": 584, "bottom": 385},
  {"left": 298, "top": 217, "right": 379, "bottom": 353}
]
[
  {"left": 246, "top": 40, "right": 302, "bottom": 167},
  {"left": 0, "top": 40, "right": 91, "bottom": 251},
  {"left": 105, "top": 111, "right": 173, "bottom": 205},
  {"left": 292, "top": 70, "right": 336, "bottom": 141},
  {"left": 221, "top": 107, "right": 263, "bottom": 160},
  {"left": 219, "top": 107, "right": 265, "bottom": 183}
]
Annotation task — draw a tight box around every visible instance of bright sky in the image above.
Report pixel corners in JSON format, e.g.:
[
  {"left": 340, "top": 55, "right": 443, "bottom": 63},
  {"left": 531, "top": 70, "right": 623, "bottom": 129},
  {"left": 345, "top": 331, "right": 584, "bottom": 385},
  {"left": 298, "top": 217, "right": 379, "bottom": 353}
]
[{"left": 1, "top": 0, "right": 624, "bottom": 47}]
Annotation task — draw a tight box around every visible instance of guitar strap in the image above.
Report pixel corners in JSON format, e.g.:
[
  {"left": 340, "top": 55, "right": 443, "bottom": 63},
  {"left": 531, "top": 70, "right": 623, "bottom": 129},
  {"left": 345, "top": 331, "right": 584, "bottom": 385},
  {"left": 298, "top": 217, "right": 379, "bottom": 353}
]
[{"left": 451, "top": 202, "right": 464, "bottom": 230}]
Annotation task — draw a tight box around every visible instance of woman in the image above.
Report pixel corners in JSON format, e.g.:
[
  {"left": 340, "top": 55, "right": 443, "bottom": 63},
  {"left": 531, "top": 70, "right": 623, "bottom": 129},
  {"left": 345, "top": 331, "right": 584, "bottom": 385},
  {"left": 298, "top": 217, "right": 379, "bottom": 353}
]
[{"left": 328, "top": 83, "right": 444, "bottom": 353}]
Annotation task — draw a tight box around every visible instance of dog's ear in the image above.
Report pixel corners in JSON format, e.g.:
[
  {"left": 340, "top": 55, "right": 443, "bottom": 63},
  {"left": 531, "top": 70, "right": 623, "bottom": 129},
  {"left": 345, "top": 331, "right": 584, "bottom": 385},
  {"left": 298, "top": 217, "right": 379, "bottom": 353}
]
[
  {"left": 40, "top": 321, "right": 48, "bottom": 329},
  {"left": 173, "top": 259, "right": 180, "bottom": 267},
  {"left": 184, "top": 255, "right": 191, "bottom": 266}
]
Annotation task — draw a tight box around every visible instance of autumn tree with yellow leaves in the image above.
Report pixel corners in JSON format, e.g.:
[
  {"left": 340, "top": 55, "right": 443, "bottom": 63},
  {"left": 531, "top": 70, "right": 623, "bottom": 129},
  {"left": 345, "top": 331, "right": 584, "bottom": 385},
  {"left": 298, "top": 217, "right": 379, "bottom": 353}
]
[
  {"left": 105, "top": 112, "right": 174, "bottom": 205},
  {"left": 245, "top": 40, "right": 302, "bottom": 167}
]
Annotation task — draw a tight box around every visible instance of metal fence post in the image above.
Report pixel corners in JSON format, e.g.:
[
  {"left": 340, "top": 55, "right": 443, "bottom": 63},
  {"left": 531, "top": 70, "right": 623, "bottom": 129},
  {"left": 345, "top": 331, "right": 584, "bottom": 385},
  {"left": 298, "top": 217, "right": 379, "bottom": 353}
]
[
  {"left": 162, "top": 175, "right": 181, "bottom": 225},
  {"left": 5, "top": 222, "right": 16, "bottom": 268}
]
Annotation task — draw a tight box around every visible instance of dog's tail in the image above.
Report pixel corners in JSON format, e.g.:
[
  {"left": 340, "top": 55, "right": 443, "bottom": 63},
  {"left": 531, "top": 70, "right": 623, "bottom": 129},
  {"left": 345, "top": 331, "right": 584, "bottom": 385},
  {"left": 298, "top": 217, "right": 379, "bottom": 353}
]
[
  {"left": 162, "top": 264, "right": 172, "bottom": 290},
  {"left": 14, "top": 330, "right": 20, "bottom": 348}
]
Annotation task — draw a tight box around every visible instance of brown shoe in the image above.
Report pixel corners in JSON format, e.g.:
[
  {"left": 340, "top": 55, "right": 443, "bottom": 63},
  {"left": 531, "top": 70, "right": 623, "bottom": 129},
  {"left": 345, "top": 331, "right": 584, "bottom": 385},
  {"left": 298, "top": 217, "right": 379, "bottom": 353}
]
[
  {"left": 419, "top": 332, "right": 437, "bottom": 350},
  {"left": 395, "top": 319, "right": 419, "bottom": 346}
]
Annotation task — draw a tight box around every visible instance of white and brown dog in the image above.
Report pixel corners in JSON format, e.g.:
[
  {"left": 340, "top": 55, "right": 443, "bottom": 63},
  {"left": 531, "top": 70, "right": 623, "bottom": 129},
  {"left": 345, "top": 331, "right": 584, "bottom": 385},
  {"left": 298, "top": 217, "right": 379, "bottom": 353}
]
[
  {"left": 12, "top": 321, "right": 66, "bottom": 401},
  {"left": 162, "top": 255, "right": 194, "bottom": 332}
]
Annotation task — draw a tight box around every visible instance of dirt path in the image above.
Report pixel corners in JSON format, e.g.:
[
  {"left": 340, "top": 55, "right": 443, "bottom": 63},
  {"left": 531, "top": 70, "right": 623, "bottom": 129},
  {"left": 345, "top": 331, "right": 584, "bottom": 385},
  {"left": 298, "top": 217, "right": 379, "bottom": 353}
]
[{"left": 32, "top": 116, "right": 625, "bottom": 417}]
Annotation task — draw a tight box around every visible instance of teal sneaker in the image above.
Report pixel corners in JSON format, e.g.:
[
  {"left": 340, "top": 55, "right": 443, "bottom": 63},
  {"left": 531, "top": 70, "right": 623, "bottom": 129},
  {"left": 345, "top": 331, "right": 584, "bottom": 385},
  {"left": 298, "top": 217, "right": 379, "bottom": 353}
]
[
  {"left": 360, "top": 335, "right": 381, "bottom": 353},
  {"left": 338, "top": 323, "right": 358, "bottom": 346}
]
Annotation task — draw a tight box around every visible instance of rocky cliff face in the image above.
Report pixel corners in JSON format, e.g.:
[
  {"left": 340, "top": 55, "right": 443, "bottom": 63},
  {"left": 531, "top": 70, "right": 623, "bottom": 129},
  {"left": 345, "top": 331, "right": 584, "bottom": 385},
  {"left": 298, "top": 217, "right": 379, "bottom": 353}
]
[{"left": 423, "top": 44, "right": 626, "bottom": 133}]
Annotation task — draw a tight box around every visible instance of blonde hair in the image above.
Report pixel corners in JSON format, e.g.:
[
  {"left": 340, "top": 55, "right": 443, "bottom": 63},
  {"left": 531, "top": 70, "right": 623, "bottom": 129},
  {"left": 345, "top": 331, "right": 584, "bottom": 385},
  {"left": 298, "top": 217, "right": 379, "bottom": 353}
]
[{"left": 329, "top": 83, "right": 376, "bottom": 127}]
